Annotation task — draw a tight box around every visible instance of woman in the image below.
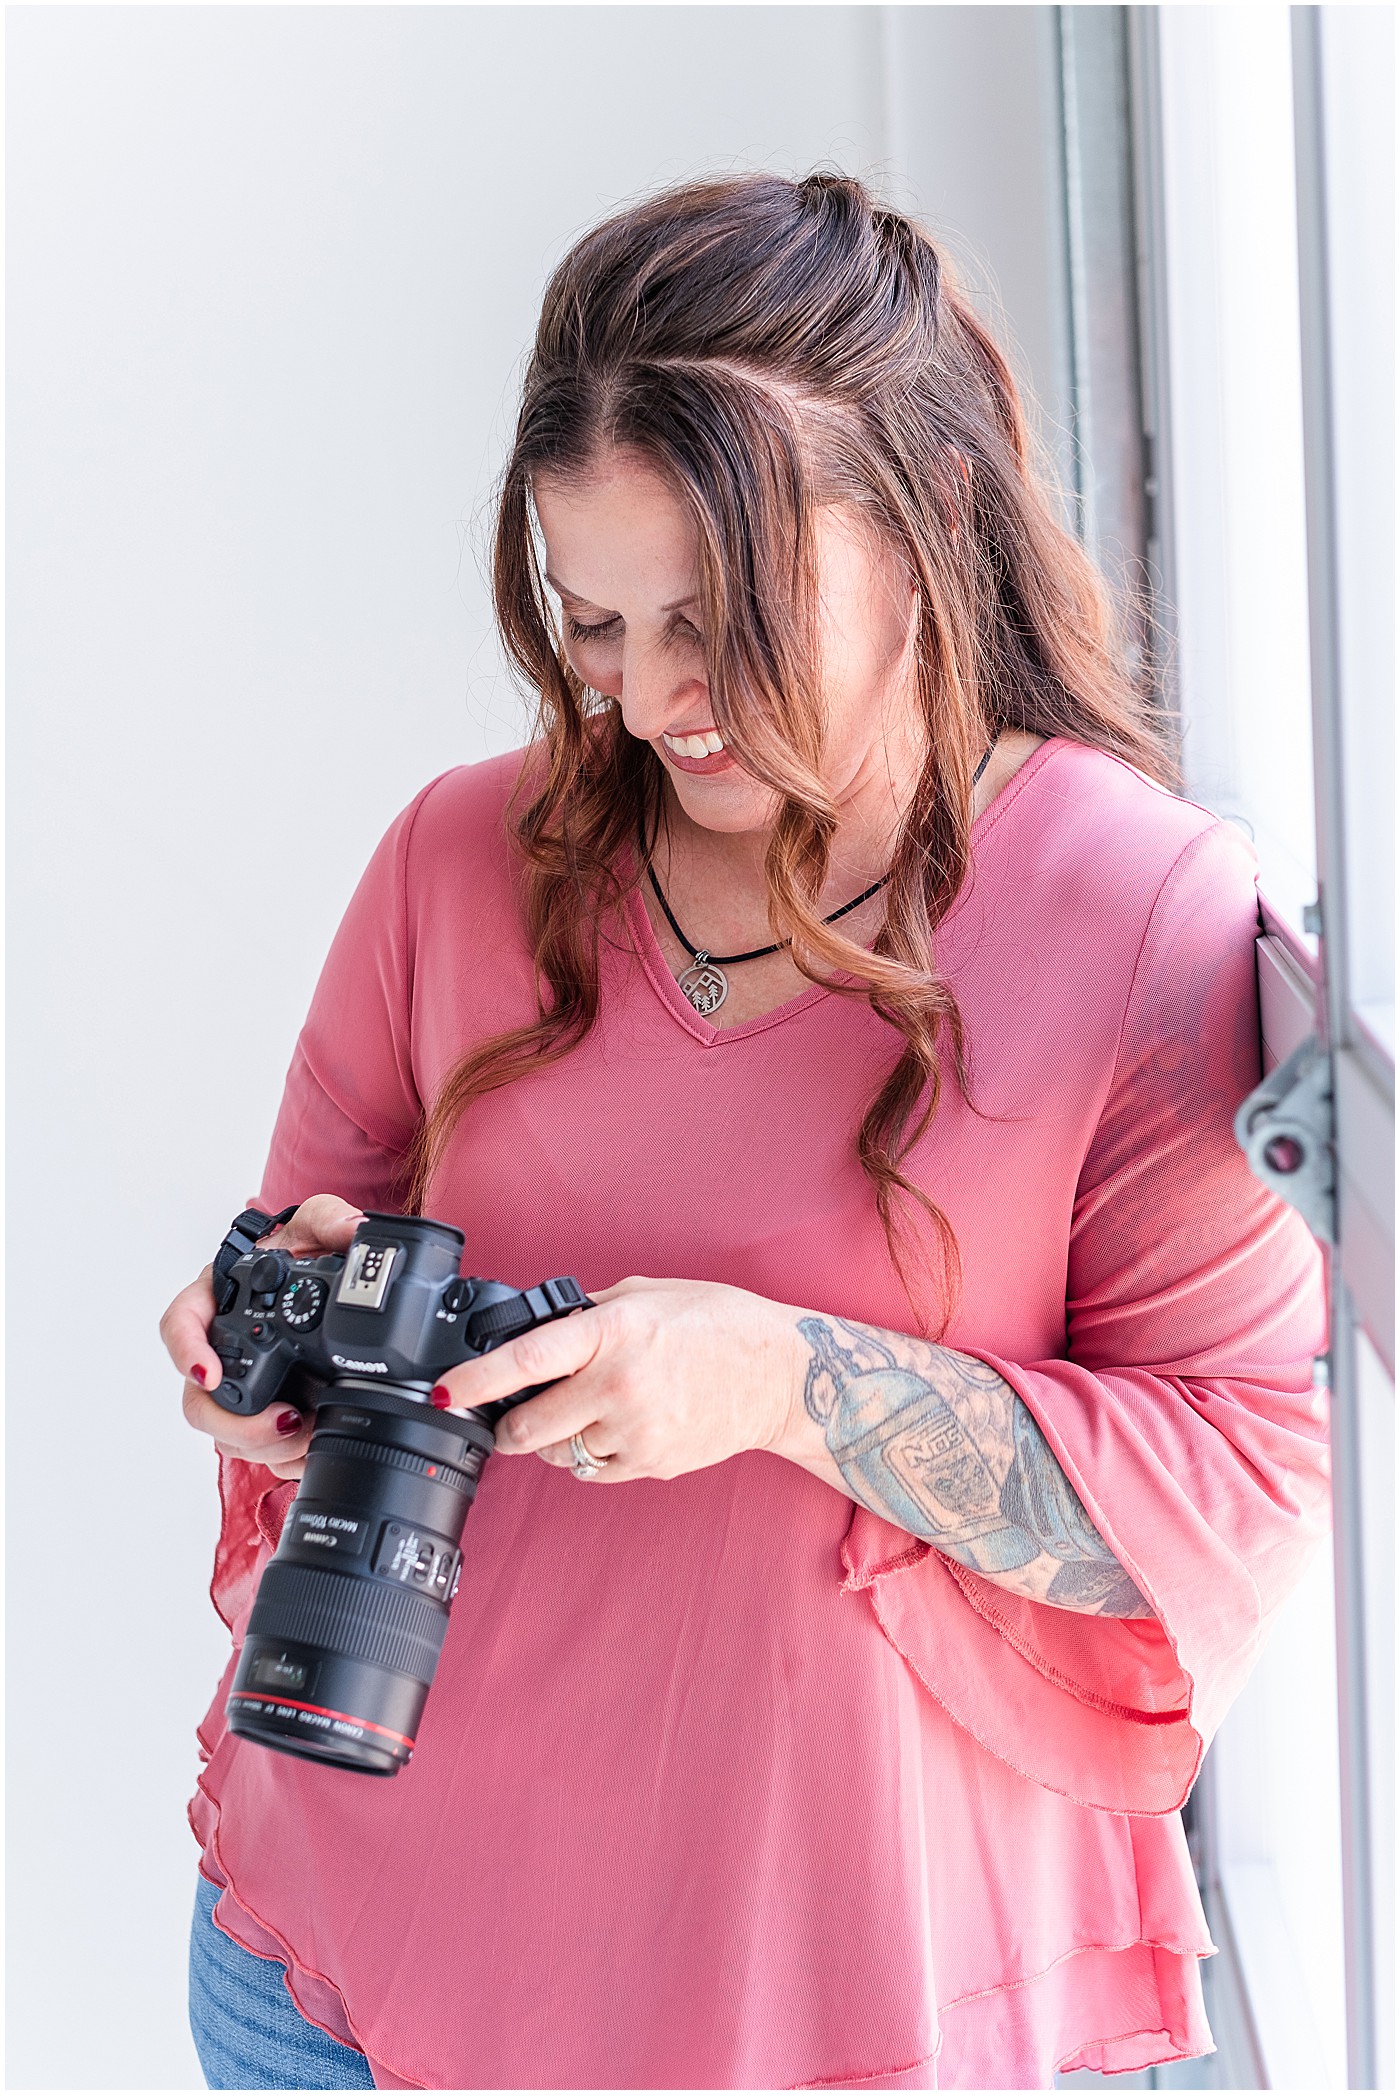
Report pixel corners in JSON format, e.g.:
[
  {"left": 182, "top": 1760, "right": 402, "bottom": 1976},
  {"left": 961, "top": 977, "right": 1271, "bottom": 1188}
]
[{"left": 163, "top": 172, "right": 1328, "bottom": 2091}]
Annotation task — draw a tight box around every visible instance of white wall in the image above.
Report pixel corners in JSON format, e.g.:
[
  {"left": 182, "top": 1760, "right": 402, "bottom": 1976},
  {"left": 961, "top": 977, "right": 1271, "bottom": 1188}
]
[
  {"left": 6, "top": 9, "right": 1066, "bottom": 2086},
  {"left": 880, "top": 4, "right": 1074, "bottom": 480}
]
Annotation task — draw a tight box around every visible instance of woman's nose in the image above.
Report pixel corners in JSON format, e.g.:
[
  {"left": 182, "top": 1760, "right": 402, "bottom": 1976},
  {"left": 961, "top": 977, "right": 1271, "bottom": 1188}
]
[{"left": 619, "top": 640, "right": 709, "bottom": 741}]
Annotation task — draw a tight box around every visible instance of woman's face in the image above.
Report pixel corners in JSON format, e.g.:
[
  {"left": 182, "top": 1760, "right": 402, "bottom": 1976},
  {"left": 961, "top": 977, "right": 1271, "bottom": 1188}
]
[{"left": 532, "top": 450, "right": 922, "bottom": 838}]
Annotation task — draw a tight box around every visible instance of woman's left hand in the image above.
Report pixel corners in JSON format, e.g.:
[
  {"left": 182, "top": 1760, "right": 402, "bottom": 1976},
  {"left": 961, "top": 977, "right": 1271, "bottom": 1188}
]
[{"left": 431, "top": 1278, "right": 804, "bottom": 1481}]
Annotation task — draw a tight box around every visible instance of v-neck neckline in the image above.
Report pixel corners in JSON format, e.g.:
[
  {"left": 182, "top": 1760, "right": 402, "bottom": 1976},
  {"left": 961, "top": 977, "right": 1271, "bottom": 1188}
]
[{"left": 623, "top": 735, "right": 1067, "bottom": 1047}]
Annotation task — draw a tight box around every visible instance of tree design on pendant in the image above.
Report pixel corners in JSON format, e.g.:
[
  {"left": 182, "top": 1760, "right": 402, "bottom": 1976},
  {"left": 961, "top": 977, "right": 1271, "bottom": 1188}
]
[{"left": 678, "top": 956, "right": 729, "bottom": 1014}]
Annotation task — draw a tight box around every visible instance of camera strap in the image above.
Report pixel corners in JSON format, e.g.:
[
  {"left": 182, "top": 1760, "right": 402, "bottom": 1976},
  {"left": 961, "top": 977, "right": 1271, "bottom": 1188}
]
[
  {"left": 211, "top": 1203, "right": 299, "bottom": 1313},
  {"left": 465, "top": 1275, "right": 591, "bottom": 1352}
]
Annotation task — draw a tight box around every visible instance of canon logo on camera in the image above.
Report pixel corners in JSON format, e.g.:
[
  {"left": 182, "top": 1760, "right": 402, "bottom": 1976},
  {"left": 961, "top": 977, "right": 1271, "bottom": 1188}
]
[{"left": 331, "top": 1354, "right": 389, "bottom": 1374}]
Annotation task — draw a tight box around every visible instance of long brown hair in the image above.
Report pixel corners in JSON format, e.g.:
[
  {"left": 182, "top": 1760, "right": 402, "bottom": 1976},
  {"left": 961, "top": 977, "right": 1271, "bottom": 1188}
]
[{"left": 409, "top": 171, "right": 1172, "bottom": 1323}]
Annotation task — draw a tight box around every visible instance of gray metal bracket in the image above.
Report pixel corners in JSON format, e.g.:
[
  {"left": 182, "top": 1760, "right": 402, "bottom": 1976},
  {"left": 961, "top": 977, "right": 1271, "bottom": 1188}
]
[{"left": 1234, "top": 1035, "right": 1336, "bottom": 1243}]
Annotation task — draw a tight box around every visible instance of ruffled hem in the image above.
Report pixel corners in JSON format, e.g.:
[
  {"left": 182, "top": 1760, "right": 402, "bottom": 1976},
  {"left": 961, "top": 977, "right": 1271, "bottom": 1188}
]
[
  {"left": 189, "top": 1770, "right": 1213, "bottom": 2092},
  {"left": 936, "top": 1936, "right": 1215, "bottom": 2086},
  {"left": 190, "top": 1779, "right": 405, "bottom": 2080}
]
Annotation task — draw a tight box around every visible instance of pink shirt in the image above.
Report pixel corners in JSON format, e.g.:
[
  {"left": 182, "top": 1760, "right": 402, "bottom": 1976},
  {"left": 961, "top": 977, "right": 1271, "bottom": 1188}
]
[{"left": 191, "top": 737, "right": 1329, "bottom": 2090}]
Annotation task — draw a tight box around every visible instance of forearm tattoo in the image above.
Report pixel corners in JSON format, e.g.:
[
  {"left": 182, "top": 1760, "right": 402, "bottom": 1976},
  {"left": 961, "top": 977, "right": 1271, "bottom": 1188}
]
[{"left": 798, "top": 1316, "right": 1152, "bottom": 1619}]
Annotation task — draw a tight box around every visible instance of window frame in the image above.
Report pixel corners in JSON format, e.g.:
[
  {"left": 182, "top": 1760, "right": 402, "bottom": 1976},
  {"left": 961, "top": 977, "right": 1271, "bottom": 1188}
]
[{"left": 1290, "top": 12, "right": 1395, "bottom": 2085}]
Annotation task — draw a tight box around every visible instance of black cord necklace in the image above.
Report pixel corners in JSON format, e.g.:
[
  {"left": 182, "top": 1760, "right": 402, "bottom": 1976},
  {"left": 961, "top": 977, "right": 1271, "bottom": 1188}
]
[
  {"left": 649, "top": 740, "right": 998, "bottom": 1016},
  {"left": 647, "top": 862, "right": 888, "bottom": 1015}
]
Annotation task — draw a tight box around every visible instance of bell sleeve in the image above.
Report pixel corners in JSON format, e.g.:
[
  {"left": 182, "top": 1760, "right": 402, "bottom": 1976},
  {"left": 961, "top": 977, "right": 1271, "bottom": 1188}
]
[{"left": 841, "top": 819, "right": 1331, "bottom": 1815}]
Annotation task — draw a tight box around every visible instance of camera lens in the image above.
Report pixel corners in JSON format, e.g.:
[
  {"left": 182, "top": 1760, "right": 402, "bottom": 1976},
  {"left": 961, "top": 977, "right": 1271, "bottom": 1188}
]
[{"left": 226, "top": 1392, "right": 494, "bottom": 1775}]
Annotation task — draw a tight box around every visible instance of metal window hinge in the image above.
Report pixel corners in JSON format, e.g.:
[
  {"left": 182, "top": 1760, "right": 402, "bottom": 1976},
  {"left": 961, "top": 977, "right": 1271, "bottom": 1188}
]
[{"left": 1234, "top": 1035, "right": 1336, "bottom": 1243}]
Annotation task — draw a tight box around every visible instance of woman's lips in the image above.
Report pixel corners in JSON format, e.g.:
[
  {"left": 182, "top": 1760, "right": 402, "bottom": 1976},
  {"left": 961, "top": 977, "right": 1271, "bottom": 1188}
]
[{"left": 658, "top": 740, "right": 737, "bottom": 777}]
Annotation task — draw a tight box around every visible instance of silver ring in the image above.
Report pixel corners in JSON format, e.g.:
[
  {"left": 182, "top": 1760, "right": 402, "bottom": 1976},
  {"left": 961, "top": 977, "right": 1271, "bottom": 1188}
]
[{"left": 569, "top": 1431, "right": 610, "bottom": 1478}]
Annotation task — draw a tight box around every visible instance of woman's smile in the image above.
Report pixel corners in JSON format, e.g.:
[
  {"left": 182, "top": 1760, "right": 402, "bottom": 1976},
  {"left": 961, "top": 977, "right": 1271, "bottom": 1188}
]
[{"left": 659, "top": 727, "right": 735, "bottom": 776}]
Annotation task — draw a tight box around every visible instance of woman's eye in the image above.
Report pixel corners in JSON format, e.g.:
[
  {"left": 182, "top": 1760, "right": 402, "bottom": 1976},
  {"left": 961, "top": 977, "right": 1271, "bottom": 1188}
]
[{"left": 565, "top": 614, "right": 621, "bottom": 643}]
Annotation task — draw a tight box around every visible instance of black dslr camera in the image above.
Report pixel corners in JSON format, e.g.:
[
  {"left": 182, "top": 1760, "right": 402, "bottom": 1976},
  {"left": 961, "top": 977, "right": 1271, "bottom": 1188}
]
[{"left": 208, "top": 1206, "right": 589, "bottom": 1776}]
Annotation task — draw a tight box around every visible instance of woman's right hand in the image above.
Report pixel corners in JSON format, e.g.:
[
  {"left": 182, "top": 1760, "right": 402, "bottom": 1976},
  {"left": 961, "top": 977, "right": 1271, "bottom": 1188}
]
[{"left": 160, "top": 1195, "right": 365, "bottom": 1483}]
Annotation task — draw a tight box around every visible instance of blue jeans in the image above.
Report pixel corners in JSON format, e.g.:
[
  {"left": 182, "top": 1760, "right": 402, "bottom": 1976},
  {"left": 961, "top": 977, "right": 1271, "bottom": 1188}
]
[{"left": 189, "top": 1874, "right": 376, "bottom": 2090}]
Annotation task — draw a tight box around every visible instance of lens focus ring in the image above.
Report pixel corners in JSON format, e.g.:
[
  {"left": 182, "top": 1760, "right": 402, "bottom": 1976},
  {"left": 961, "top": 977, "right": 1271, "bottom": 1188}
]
[
  {"left": 311, "top": 1432, "right": 483, "bottom": 1488},
  {"left": 247, "top": 1561, "right": 448, "bottom": 1686}
]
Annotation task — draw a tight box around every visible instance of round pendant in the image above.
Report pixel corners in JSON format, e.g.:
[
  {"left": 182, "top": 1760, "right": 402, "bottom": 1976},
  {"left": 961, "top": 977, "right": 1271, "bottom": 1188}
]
[{"left": 677, "top": 959, "right": 729, "bottom": 1015}]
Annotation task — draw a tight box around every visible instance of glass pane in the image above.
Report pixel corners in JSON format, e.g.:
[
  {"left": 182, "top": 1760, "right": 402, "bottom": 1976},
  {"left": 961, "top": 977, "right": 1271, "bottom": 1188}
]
[
  {"left": 1156, "top": 7, "right": 1317, "bottom": 931},
  {"left": 1209, "top": 1535, "right": 1347, "bottom": 2086}
]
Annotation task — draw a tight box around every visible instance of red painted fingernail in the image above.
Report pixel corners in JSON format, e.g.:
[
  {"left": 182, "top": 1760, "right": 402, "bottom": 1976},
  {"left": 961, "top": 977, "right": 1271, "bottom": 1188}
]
[
  {"left": 275, "top": 1408, "right": 303, "bottom": 1436},
  {"left": 430, "top": 1386, "right": 452, "bottom": 1410},
  {"left": 190, "top": 1363, "right": 208, "bottom": 1388}
]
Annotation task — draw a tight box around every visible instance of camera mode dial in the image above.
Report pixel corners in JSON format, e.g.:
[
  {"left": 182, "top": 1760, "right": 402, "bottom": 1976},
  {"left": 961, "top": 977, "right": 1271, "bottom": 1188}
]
[{"left": 279, "top": 1274, "right": 330, "bottom": 1330}]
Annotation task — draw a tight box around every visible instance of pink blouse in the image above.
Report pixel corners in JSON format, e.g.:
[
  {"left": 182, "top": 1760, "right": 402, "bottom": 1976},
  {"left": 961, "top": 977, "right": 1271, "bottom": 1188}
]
[{"left": 190, "top": 737, "right": 1329, "bottom": 2090}]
